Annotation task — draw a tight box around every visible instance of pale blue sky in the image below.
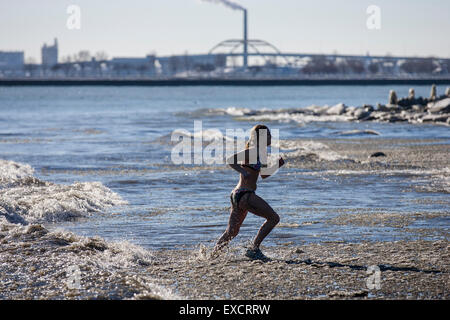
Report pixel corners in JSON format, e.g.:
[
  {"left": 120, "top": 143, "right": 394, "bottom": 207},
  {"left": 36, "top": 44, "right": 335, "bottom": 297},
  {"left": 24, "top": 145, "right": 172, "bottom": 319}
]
[{"left": 1, "top": 0, "right": 450, "bottom": 61}]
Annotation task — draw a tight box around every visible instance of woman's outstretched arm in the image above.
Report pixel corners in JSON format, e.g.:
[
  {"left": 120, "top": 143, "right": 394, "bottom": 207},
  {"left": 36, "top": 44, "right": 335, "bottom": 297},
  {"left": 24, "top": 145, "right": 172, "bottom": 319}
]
[
  {"left": 260, "top": 157, "right": 285, "bottom": 179},
  {"left": 226, "top": 150, "right": 250, "bottom": 177}
]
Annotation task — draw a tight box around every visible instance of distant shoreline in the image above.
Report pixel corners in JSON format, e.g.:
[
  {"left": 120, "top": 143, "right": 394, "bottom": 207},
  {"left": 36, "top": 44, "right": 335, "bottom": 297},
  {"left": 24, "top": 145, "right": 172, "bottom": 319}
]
[{"left": 1, "top": 78, "right": 450, "bottom": 86}]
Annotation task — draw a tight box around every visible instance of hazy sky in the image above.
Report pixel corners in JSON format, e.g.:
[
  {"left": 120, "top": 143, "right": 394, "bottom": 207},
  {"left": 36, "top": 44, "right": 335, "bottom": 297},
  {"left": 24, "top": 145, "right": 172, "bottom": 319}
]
[{"left": 2, "top": 0, "right": 450, "bottom": 61}]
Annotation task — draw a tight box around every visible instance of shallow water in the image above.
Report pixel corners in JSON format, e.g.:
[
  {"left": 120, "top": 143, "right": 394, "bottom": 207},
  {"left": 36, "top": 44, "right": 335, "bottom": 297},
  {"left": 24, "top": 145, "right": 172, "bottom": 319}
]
[{"left": 0, "top": 85, "right": 449, "bottom": 250}]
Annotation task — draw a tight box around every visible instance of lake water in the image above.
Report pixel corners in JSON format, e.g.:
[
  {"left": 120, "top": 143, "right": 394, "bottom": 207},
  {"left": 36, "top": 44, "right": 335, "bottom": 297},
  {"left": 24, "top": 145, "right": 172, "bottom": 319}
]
[{"left": 0, "top": 85, "right": 448, "bottom": 249}]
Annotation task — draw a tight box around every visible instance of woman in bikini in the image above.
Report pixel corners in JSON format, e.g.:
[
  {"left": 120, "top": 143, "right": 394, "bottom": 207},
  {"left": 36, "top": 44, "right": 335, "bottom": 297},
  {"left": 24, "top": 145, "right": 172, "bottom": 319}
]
[{"left": 214, "top": 124, "right": 285, "bottom": 258}]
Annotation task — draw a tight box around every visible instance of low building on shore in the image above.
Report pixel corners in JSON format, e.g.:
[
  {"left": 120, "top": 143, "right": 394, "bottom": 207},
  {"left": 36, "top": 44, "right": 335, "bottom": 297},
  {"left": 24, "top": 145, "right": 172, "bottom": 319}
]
[{"left": 0, "top": 51, "right": 24, "bottom": 77}]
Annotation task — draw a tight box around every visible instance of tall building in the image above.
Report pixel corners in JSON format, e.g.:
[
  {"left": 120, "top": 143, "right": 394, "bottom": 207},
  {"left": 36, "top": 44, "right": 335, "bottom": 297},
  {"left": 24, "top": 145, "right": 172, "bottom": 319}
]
[
  {"left": 41, "top": 38, "right": 58, "bottom": 67},
  {"left": 0, "top": 51, "right": 24, "bottom": 70}
]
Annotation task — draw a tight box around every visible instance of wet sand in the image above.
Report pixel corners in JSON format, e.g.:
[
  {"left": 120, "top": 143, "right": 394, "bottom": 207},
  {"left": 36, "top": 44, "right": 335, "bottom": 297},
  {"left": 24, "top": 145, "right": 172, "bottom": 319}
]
[
  {"left": 147, "top": 240, "right": 449, "bottom": 300},
  {"left": 282, "top": 137, "right": 450, "bottom": 172},
  {"left": 1, "top": 221, "right": 448, "bottom": 299},
  {"left": 1, "top": 137, "right": 449, "bottom": 299}
]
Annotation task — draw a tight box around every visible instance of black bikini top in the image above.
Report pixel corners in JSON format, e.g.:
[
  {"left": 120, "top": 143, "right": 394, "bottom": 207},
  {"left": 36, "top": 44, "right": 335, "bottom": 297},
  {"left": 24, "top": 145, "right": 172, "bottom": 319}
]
[{"left": 242, "top": 157, "right": 262, "bottom": 172}]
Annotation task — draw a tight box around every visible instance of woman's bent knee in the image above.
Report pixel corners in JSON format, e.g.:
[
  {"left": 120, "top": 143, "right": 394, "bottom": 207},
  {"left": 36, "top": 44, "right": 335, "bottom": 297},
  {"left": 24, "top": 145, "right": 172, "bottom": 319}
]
[{"left": 270, "top": 213, "right": 280, "bottom": 225}]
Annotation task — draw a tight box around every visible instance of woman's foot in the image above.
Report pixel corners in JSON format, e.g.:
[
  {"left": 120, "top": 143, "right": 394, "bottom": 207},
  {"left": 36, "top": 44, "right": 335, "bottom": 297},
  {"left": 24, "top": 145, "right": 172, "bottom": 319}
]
[
  {"left": 245, "top": 247, "right": 270, "bottom": 261},
  {"left": 210, "top": 244, "right": 225, "bottom": 259}
]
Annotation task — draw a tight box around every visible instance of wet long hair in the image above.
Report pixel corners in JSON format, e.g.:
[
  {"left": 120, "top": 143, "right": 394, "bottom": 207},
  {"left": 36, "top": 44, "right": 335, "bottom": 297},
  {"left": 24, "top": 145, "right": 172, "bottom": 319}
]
[
  {"left": 245, "top": 125, "right": 270, "bottom": 164},
  {"left": 245, "top": 124, "right": 271, "bottom": 149}
]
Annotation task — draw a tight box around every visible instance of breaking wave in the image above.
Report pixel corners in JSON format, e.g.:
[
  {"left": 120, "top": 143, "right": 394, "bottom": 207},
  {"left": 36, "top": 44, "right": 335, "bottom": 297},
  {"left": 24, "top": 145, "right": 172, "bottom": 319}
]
[
  {"left": 179, "top": 105, "right": 354, "bottom": 124},
  {"left": 171, "top": 128, "right": 235, "bottom": 142},
  {"left": 0, "top": 159, "right": 127, "bottom": 224},
  {"left": 0, "top": 160, "right": 178, "bottom": 300},
  {"left": 0, "top": 217, "right": 179, "bottom": 299},
  {"left": 175, "top": 106, "right": 252, "bottom": 118},
  {"left": 278, "top": 140, "right": 345, "bottom": 161},
  {"left": 182, "top": 101, "right": 450, "bottom": 126},
  {"left": 0, "top": 159, "right": 35, "bottom": 184},
  {"left": 228, "top": 104, "right": 358, "bottom": 124}
]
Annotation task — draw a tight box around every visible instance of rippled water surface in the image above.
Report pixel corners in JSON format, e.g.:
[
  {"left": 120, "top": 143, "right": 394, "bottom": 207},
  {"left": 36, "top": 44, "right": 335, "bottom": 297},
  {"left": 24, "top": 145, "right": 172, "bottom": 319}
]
[{"left": 0, "top": 85, "right": 448, "bottom": 249}]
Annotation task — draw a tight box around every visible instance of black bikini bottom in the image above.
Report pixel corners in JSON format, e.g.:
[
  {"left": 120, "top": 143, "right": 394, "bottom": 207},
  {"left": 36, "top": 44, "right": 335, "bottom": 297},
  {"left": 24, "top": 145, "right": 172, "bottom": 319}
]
[{"left": 230, "top": 188, "right": 254, "bottom": 208}]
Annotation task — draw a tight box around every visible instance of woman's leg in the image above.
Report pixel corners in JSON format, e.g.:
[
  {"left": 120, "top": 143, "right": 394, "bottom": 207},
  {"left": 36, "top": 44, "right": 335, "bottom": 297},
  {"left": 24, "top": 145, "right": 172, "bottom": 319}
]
[
  {"left": 215, "top": 205, "right": 248, "bottom": 251},
  {"left": 246, "top": 193, "right": 280, "bottom": 249}
]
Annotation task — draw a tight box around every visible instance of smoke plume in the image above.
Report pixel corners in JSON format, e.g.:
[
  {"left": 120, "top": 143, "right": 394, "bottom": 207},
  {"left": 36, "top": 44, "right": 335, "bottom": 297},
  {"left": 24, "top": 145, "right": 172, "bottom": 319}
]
[{"left": 202, "top": 0, "right": 246, "bottom": 11}]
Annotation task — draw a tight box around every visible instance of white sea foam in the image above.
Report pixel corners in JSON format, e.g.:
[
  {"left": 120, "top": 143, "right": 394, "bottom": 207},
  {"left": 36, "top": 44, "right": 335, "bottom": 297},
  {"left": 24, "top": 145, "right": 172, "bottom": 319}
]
[
  {"left": 0, "top": 160, "right": 174, "bottom": 299},
  {"left": 181, "top": 105, "right": 358, "bottom": 124},
  {"left": 172, "top": 128, "right": 236, "bottom": 142},
  {"left": 0, "top": 218, "right": 180, "bottom": 299},
  {"left": 0, "top": 159, "right": 35, "bottom": 184},
  {"left": 216, "top": 104, "right": 354, "bottom": 124},
  {"left": 0, "top": 159, "right": 127, "bottom": 224},
  {"left": 222, "top": 106, "right": 252, "bottom": 116},
  {"left": 240, "top": 112, "right": 352, "bottom": 124},
  {"left": 177, "top": 106, "right": 252, "bottom": 118},
  {"left": 337, "top": 129, "right": 381, "bottom": 136},
  {"left": 279, "top": 140, "right": 344, "bottom": 161},
  {"left": 408, "top": 167, "right": 450, "bottom": 194}
]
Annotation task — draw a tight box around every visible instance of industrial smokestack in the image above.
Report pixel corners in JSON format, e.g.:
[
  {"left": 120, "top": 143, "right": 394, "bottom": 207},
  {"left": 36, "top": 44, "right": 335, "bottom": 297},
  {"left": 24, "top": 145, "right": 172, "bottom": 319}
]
[
  {"left": 243, "top": 9, "right": 248, "bottom": 69},
  {"left": 202, "top": 0, "right": 248, "bottom": 68}
]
